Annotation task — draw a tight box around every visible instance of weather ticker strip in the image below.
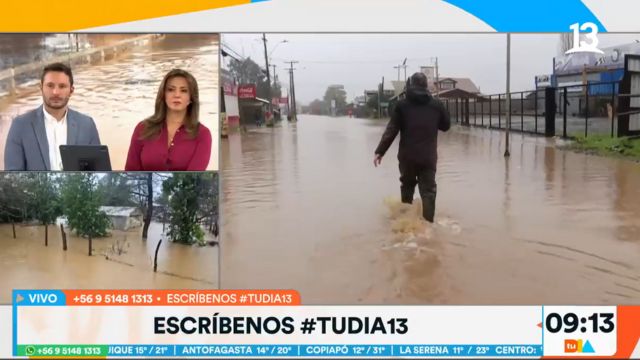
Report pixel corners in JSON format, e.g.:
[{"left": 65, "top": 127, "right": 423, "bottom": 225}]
[{"left": 16, "top": 344, "right": 545, "bottom": 357}]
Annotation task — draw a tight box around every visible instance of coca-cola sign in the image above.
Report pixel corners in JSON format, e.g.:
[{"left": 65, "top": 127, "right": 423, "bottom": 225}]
[
  {"left": 272, "top": 97, "right": 288, "bottom": 105},
  {"left": 238, "top": 84, "right": 257, "bottom": 99}
]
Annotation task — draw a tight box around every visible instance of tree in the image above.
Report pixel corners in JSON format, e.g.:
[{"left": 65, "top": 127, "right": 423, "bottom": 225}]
[
  {"left": 323, "top": 85, "right": 347, "bottom": 116},
  {"left": 99, "top": 173, "right": 162, "bottom": 239},
  {"left": 309, "top": 99, "right": 327, "bottom": 115},
  {"left": 30, "top": 173, "right": 62, "bottom": 245},
  {"left": 365, "top": 91, "right": 392, "bottom": 118},
  {"left": 227, "top": 57, "right": 280, "bottom": 100},
  {"left": 125, "top": 173, "right": 159, "bottom": 239},
  {"left": 0, "top": 174, "right": 25, "bottom": 221},
  {"left": 0, "top": 174, "right": 30, "bottom": 238},
  {"left": 162, "top": 174, "right": 209, "bottom": 246},
  {"left": 195, "top": 173, "right": 218, "bottom": 236},
  {"left": 141, "top": 173, "right": 153, "bottom": 239},
  {"left": 228, "top": 57, "right": 264, "bottom": 85},
  {"left": 98, "top": 173, "right": 136, "bottom": 207},
  {"left": 366, "top": 93, "right": 380, "bottom": 117},
  {"left": 156, "top": 191, "right": 170, "bottom": 232},
  {"left": 228, "top": 57, "right": 269, "bottom": 98},
  {"left": 61, "top": 174, "right": 110, "bottom": 255},
  {"left": 272, "top": 80, "right": 283, "bottom": 99}
]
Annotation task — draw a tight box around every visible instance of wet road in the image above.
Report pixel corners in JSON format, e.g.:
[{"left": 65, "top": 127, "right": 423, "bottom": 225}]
[
  {"left": 0, "top": 222, "right": 218, "bottom": 303},
  {"left": 221, "top": 115, "right": 640, "bottom": 304},
  {"left": 0, "top": 34, "right": 219, "bottom": 170}
]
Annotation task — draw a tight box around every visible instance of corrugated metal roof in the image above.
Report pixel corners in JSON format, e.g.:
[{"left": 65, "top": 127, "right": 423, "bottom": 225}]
[{"left": 99, "top": 206, "right": 141, "bottom": 217}]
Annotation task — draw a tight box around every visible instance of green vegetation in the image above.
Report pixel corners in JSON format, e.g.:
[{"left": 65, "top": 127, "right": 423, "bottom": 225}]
[
  {"left": 162, "top": 173, "right": 217, "bottom": 246},
  {"left": 565, "top": 135, "right": 640, "bottom": 160},
  {"left": 227, "top": 57, "right": 282, "bottom": 100},
  {"left": 305, "top": 85, "right": 348, "bottom": 116},
  {"left": 29, "top": 173, "right": 63, "bottom": 245},
  {"left": 0, "top": 173, "right": 219, "bottom": 250},
  {"left": 61, "top": 174, "right": 111, "bottom": 238}
]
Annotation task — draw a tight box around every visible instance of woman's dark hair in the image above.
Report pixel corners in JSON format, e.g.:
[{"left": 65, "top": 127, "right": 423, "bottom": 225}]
[{"left": 140, "top": 69, "right": 200, "bottom": 140}]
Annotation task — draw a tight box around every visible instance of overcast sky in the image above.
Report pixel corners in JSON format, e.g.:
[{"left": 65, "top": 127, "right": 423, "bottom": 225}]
[{"left": 222, "top": 33, "right": 640, "bottom": 104}]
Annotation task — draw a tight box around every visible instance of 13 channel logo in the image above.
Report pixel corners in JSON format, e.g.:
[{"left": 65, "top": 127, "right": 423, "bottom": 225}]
[
  {"left": 565, "top": 22, "right": 604, "bottom": 55},
  {"left": 565, "top": 339, "right": 596, "bottom": 354}
]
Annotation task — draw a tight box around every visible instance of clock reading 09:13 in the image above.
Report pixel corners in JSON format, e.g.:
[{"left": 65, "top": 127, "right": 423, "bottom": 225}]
[{"left": 545, "top": 312, "right": 615, "bottom": 334}]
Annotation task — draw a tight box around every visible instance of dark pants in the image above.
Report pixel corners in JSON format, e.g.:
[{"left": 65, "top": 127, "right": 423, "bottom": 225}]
[{"left": 399, "top": 161, "right": 437, "bottom": 222}]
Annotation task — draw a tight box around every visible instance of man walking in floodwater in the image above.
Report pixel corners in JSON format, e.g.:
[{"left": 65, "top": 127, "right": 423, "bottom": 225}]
[{"left": 374, "top": 72, "right": 450, "bottom": 223}]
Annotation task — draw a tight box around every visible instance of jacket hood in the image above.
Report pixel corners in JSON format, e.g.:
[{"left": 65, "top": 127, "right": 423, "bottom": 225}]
[{"left": 406, "top": 85, "right": 432, "bottom": 104}]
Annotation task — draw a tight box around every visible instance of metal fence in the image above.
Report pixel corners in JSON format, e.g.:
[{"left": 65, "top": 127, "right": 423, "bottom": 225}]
[
  {"left": 556, "top": 81, "right": 618, "bottom": 138},
  {"left": 443, "top": 81, "right": 621, "bottom": 139}
]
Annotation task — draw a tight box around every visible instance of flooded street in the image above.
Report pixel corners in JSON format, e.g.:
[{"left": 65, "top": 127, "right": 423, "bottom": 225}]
[
  {"left": 0, "top": 34, "right": 219, "bottom": 170},
  {"left": 221, "top": 115, "right": 640, "bottom": 305},
  {"left": 0, "top": 222, "right": 218, "bottom": 303}
]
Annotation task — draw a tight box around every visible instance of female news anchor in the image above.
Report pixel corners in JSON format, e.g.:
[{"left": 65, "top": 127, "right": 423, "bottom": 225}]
[{"left": 125, "top": 69, "right": 212, "bottom": 171}]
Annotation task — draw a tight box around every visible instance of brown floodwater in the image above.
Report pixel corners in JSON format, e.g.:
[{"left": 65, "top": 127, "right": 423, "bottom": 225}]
[
  {"left": 220, "top": 115, "right": 640, "bottom": 305},
  {"left": 0, "top": 221, "right": 218, "bottom": 303},
  {"left": 0, "top": 34, "right": 219, "bottom": 170}
]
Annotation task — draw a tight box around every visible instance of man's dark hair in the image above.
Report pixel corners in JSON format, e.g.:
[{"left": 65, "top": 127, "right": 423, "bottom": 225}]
[{"left": 41, "top": 62, "right": 74, "bottom": 86}]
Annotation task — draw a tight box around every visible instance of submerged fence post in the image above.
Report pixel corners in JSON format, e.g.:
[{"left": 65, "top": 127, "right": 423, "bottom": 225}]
[
  {"left": 545, "top": 87, "right": 557, "bottom": 137},
  {"left": 154, "top": 239, "right": 163, "bottom": 272},
  {"left": 521, "top": 92, "right": 524, "bottom": 131},
  {"left": 611, "top": 82, "right": 616, "bottom": 138},
  {"left": 534, "top": 90, "right": 538, "bottom": 133},
  {"left": 61, "top": 224, "right": 67, "bottom": 251},
  {"left": 563, "top": 87, "right": 568, "bottom": 138},
  {"left": 490, "top": 95, "right": 493, "bottom": 127},
  {"left": 585, "top": 84, "right": 590, "bottom": 137},
  {"left": 498, "top": 94, "right": 502, "bottom": 129}
]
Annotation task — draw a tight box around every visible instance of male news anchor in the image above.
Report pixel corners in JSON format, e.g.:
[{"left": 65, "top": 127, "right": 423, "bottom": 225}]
[{"left": 4, "top": 62, "right": 101, "bottom": 170}]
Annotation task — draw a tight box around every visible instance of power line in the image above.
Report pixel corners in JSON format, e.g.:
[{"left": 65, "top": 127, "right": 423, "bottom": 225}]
[
  {"left": 220, "top": 43, "right": 245, "bottom": 62},
  {"left": 270, "top": 57, "right": 439, "bottom": 65}
]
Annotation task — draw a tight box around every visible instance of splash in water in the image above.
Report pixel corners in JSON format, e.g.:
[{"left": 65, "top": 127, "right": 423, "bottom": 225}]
[
  {"left": 383, "top": 197, "right": 435, "bottom": 251},
  {"left": 383, "top": 197, "right": 462, "bottom": 248}
]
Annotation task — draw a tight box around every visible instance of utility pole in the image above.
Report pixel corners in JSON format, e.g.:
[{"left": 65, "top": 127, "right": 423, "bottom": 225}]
[
  {"left": 285, "top": 60, "right": 299, "bottom": 122},
  {"left": 291, "top": 69, "right": 297, "bottom": 121},
  {"left": 285, "top": 87, "right": 291, "bottom": 118},
  {"left": 379, "top": 76, "right": 384, "bottom": 118},
  {"left": 288, "top": 67, "right": 293, "bottom": 119},
  {"left": 434, "top": 57, "right": 439, "bottom": 98},
  {"left": 271, "top": 64, "right": 279, "bottom": 120},
  {"left": 261, "top": 33, "right": 273, "bottom": 126},
  {"left": 271, "top": 64, "right": 277, "bottom": 86},
  {"left": 504, "top": 33, "right": 511, "bottom": 157},
  {"left": 393, "top": 65, "right": 401, "bottom": 81},
  {"left": 287, "top": 69, "right": 294, "bottom": 121},
  {"left": 401, "top": 58, "right": 408, "bottom": 81}
]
